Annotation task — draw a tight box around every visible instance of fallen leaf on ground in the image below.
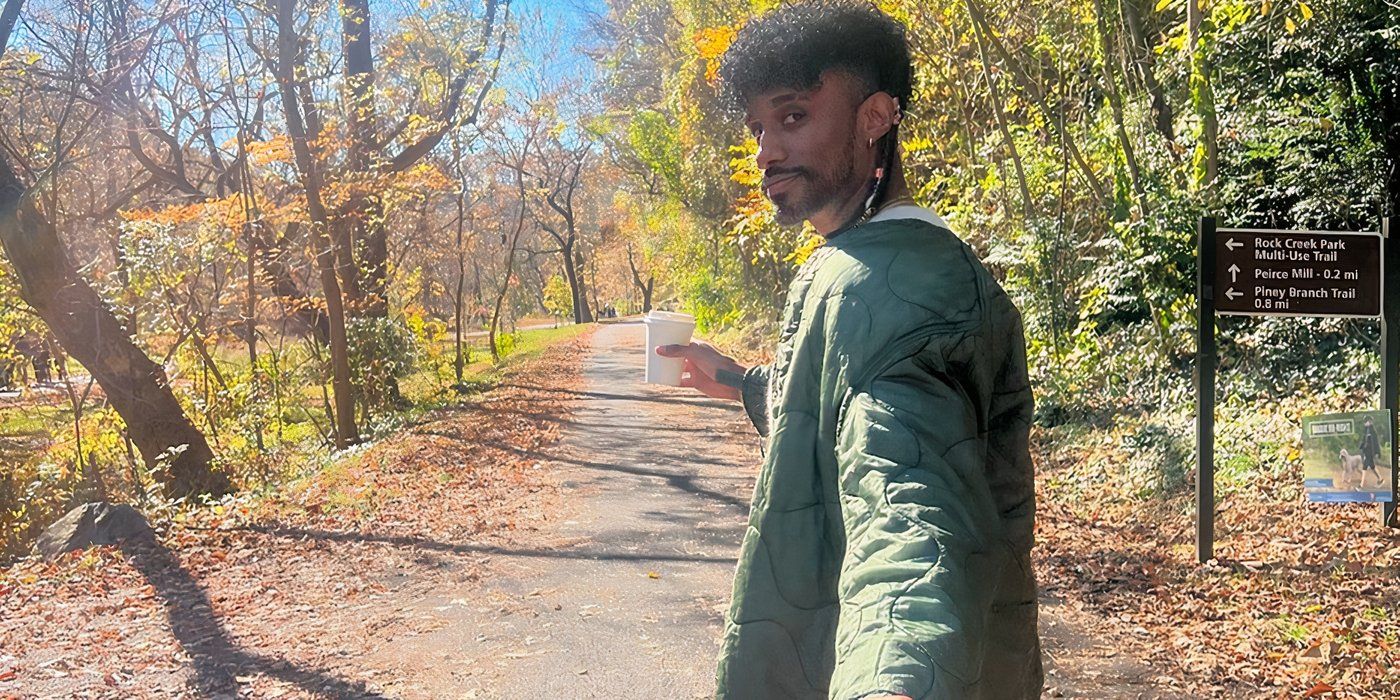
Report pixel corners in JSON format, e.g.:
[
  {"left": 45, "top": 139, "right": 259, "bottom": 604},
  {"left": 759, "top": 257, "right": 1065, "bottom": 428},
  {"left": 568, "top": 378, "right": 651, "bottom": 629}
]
[{"left": 1302, "top": 681, "right": 1334, "bottom": 697}]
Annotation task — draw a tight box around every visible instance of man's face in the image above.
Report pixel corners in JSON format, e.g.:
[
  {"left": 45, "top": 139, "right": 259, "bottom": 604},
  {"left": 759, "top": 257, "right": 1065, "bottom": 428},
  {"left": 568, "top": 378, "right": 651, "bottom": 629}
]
[{"left": 743, "top": 71, "right": 870, "bottom": 226}]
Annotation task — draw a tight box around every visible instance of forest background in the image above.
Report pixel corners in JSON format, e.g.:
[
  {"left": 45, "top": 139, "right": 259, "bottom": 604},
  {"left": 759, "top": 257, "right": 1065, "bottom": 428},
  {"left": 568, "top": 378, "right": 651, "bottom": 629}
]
[{"left": 0, "top": 0, "right": 1398, "bottom": 693}]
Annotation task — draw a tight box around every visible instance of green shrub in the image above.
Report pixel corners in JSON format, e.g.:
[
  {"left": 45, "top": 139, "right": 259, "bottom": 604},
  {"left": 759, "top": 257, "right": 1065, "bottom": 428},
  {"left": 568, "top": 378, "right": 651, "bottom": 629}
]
[{"left": 1121, "top": 420, "right": 1192, "bottom": 498}]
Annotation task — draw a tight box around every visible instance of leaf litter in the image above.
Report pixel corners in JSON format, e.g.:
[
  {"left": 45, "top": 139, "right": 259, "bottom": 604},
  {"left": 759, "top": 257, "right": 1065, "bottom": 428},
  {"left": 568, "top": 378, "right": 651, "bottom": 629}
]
[{"left": 0, "top": 331, "right": 595, "bottom": 698}]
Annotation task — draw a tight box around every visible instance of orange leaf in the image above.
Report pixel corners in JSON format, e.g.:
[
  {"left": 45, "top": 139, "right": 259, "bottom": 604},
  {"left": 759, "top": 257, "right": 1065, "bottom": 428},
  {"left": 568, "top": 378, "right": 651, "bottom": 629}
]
[{"left": 1302, "top": 682, "right": 1334, "bottom": 698}]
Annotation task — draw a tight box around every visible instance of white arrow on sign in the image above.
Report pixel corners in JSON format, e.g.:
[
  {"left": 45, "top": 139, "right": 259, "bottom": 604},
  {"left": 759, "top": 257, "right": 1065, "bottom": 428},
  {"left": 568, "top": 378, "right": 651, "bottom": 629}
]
[
  {"left": 1228, "top": 264, "right": 1240, "bottom": 283},
  {"left": 1225, "top": 238, "right": 1243, "bottom": 251},
  {"left": 1225, "top": 288, "right": 1243, "bottom": 301}
]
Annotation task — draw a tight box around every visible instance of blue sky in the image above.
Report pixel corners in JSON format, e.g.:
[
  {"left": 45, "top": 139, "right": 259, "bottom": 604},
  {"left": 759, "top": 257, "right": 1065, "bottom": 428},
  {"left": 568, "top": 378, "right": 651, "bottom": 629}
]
[{"left": 507, "top": 0, "right": 606, "bottom": 88}]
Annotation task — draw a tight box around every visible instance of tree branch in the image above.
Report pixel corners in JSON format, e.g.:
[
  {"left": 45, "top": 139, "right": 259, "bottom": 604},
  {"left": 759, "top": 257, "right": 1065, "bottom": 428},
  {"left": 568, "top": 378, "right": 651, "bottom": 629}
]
[
  {"left": 0, "top": 0, "right": 22, "bottom": 58},
  {"left": 384, "top": 0, "right": 507, "bottom": 172}
]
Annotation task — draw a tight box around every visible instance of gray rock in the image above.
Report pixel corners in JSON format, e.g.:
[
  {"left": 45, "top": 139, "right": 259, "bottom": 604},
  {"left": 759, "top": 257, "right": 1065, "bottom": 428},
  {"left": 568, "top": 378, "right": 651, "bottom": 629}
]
[{"left": 36, "top": 502, "right": 152, "bottom": 559}]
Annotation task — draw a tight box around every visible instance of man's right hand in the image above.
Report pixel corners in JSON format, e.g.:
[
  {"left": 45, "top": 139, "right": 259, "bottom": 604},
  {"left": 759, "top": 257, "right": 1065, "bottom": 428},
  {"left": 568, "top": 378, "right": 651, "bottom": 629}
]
[{"left": 655, "top": 340, "right": 745, "bottom": 402}]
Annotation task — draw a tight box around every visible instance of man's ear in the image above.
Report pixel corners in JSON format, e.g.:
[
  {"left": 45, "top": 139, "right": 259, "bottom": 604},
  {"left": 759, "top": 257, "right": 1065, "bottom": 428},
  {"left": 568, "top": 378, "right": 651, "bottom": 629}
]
[{"left": 857, "top": 91, "right": 901, "bottom": 147}]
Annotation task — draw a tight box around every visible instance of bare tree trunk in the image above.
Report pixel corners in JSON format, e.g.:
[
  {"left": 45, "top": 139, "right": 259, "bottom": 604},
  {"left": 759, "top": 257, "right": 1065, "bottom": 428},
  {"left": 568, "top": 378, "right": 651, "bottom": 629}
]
[
  {"left": 932, "top": 28, "right": 1014, "bottom": 216},
  {"left": 559, "top": 239, "right": 590, "bottom": 324},
  {"left": 0, "top": 0, "right": 19, "bottom": 58},
  {"left": 452, "top": 137, "right": 469, "bottom": 385},
  {"left": 0, "top": 160, "right": 228, "bottom": 498},
  {"left": 1092, "top": 0, "right": 1146, "bottom": 205},
  {"left": 967, "top": 14, "right": 1033, "bottom": 217},
  {"left": 1120, "top": 0, "right": 1175, "bottom": 142},
  {"left": 585, "top": 247, "right": 600, "bottom": 317},
  {"left": 342, "top": 0, "right": 505, "bottom": 324},
  {"left": 454, "top": 250, "right": 467, "bottom": 384},
  {"left": 626, "top": 243, "right": 654, "bottom": 313},
  {"left": 341, "top": 0, "right": 379, "bottom": 316},
  {"left": 489, "top": 202, "right": 527, "bottom": 364},
  {"left": 1187, "top": 0, "right": 1218, "bottom": 192},
  {"left": 490, "top": 139, "right": 536, "bottom": 363},
  {"left": 64, "top": 373, "right": 103, "bottom": 500},
  {"left": 244, "top": 222, "right": 264, "bottom": 452},
  {"left": 965, "top": 0, "right": 1107, "bottom": 204},
  {"left": 328, "top": 217, "right": 363, "bottom": 307},
  {"left": 276, "top": 0, "right": 358, "bottom": 448}
]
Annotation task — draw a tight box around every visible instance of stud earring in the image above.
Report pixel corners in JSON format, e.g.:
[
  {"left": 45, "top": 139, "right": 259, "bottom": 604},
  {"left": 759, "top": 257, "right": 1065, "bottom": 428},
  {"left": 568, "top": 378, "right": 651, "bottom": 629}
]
[{"left": 867, "top": 138, "right": 875, "bottom": 148}]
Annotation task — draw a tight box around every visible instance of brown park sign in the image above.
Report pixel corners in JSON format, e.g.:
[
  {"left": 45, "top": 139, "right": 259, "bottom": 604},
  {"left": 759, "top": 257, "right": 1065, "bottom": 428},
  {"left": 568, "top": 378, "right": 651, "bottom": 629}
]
[{"left": 1214, "top": 228, "right": 1383, "bottom": 317}]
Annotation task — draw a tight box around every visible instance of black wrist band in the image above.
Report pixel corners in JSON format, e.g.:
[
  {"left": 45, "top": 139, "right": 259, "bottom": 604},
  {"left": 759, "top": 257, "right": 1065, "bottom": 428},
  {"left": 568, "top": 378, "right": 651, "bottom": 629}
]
[{"left": 715, "top": 368, "right": 745, "bottom": 389}]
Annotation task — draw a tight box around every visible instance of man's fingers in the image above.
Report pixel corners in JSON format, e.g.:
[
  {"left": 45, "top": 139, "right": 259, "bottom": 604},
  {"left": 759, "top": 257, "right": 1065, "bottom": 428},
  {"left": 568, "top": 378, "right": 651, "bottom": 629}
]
[{"left": 655, "top": 343, "right": 690, "bottom": 358}]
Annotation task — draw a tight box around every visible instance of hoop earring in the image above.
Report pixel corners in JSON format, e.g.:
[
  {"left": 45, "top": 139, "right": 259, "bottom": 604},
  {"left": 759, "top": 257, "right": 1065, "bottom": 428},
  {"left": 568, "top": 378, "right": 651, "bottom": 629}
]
[{"left": 867, "top": 137, "right": 874, "bottom": 148}]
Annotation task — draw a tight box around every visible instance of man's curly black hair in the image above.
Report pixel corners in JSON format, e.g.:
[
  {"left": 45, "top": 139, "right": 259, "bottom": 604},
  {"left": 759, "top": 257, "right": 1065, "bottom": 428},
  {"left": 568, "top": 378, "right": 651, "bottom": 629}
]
[{"left": 717, "top": 1, "right": 914, "bottom": 115}]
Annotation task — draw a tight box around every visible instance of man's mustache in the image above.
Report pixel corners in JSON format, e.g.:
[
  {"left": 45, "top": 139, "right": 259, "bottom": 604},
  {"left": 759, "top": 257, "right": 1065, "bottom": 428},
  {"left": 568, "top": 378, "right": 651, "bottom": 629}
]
[{"left": 762, "top": 167, "right": 807, "bottom": 185}]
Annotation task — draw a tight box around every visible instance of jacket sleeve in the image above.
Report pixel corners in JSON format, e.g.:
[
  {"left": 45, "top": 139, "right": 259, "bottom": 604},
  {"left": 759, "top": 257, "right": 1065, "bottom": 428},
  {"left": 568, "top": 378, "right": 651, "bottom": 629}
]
[
  {"left": 739, "top": 363, "right": 771, "bottom": 438},
  {"left": 827, "top": 349, "right": 1008, "bottom": 699}
]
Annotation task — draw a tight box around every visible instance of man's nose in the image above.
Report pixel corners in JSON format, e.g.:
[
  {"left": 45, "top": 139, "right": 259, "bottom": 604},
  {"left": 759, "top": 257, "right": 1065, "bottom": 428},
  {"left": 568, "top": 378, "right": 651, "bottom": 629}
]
[{"left": 755, "top": 132, "right": 785, "bottom": 172}]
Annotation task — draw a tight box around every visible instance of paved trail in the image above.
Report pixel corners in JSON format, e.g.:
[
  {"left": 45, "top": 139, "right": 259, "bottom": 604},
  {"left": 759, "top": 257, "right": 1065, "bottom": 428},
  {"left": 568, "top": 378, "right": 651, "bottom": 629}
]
[
  {"left": 371, "top": 322, "right": 1170, "bottom": 698},
  {"left": 374, "top": 322, "right": 757, "bottom": 697}
]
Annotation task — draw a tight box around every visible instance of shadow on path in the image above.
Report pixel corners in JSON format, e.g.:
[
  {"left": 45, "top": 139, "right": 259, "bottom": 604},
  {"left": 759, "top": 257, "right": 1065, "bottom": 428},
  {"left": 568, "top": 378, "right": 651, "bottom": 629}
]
[
  {"left": 416, "top": 433, "right": 752, "bottom": 511},
  {"left": 424, "top": 402, "right": 731, "bottom": 435},
  {"left": 238, "top": 525, "right": 737, "bottom": 565},
  {"left": 119, "top": 535, "right": 386, "bottom": 698},
  {"left": 499, "top": 382, "right": 740, "bottom": 411}
]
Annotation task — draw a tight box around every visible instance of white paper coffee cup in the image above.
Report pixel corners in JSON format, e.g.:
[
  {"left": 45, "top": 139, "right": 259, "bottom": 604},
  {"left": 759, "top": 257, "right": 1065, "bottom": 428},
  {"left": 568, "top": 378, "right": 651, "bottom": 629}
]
[{"left": 644, "top": 311, "right": 696, "bottom": 386}]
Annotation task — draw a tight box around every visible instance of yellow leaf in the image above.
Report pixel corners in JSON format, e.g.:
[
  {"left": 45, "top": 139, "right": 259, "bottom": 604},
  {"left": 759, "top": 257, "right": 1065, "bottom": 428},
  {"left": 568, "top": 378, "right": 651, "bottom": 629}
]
[
  {"left": 646, "top": 571, "right": 660, "bottom": 579},
  {"left": 692, "top": 26, "right": 736, "bottom": 60},
  {"left": 693, "top": 25, "right": 737, "bottom": 85},
  {"left": 1298, "top": 1, "right": 1313, "bottom": 21},
  {"left": 1261, "top": 0, "right": 1271, "bottom": 16},
  {"left": 1285, "top": 16, "right": 1296, "bottom": 33},
  {"left": 1153, "top": 0, "right": 1173, "bottom": 12}
]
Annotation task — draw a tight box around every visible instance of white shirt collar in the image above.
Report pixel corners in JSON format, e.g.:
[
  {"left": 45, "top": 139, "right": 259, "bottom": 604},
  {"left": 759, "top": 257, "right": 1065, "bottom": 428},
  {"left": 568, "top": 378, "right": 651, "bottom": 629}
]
[{"left": 868, "top": 203, "right": 950, "bottom": 229}]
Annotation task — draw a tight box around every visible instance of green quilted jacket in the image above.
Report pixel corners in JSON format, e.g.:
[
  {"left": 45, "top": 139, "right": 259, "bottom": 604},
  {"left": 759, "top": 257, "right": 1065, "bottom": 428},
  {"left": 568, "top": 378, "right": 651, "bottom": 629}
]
[{"left": 716, "top": 218, "right": 1042, "bottom": 699}]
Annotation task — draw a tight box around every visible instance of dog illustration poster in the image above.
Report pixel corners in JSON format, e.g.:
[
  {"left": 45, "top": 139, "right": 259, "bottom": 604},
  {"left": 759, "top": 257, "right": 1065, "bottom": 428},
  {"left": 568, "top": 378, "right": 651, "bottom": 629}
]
[{"left": 1301, "top": 410, "right": 1394, "bottom": 502}]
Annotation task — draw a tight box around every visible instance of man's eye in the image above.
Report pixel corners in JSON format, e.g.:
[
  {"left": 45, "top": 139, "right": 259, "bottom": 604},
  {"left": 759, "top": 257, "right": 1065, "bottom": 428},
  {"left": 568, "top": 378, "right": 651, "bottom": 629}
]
[{"left": 782, "top": 113, "right": 803, "bottom": 125}]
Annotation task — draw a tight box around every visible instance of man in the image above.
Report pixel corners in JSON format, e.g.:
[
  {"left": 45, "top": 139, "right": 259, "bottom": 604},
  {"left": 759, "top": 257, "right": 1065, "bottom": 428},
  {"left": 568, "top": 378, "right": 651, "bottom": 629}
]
[
  {"left": 656, "top": 3, "right": 1042, "bottom": 698},
  {"left": 1359, "top": 416, "right": 1382, "bottom": 488}
]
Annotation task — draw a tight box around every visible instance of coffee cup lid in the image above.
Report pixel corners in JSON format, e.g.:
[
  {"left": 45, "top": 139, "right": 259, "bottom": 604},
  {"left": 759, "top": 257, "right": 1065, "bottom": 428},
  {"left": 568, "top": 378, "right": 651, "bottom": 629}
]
[{"left": 645, "top": 310, "right": 695, "bottom": 325}]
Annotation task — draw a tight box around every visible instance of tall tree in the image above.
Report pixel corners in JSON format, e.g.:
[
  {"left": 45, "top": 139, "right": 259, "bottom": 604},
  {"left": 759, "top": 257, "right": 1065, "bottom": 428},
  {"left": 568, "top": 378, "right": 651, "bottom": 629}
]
[
  {"left": 274, "top": 0, "right": 359, "bottom": 447},
  {"left": 625, "top": 242, "right": 653, "bottom": 313},
  {"left": 489, "top": 158, "right": 530, "bottom": 363},
  {"left": 516, "top": 139, "right": 595, "bottom": 325},
  {"left": 334, "top": 0, "right": 507, "bottom": 319},
  {"left": 1120, "top": 0, "right": 1175, "bottom": 142},
  {"left": 0, "top": 0, "right": 227, "bottom": 498}
]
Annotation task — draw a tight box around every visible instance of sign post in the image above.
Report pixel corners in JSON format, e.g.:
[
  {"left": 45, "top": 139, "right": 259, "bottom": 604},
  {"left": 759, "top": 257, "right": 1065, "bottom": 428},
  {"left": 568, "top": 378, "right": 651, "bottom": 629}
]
[
  {"left": 1383, "top": 218, "right": 1398, "bottom": 527},
  {"left": 1197, "top": 217, "right": 1395, "bottom": 563},
  {"left": 1197, "top": 217, "right": 1216, "bottom": 563}
]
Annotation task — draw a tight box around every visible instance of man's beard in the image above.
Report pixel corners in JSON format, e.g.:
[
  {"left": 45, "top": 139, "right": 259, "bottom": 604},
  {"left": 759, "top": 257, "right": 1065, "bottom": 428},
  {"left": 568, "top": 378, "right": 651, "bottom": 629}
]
[{"left": 768, "top": 142, "right": 857, "bottom": 226}]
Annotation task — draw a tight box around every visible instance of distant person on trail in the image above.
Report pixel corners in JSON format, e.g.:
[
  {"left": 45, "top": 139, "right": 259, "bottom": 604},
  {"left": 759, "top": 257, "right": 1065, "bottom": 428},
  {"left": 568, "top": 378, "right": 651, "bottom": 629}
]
[
  {"left": 1359, "top": 416, "right": 1382, "bottom": 486},
  {"left": 655, "top": 2, "right": 1042, "bottom": 698}
]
